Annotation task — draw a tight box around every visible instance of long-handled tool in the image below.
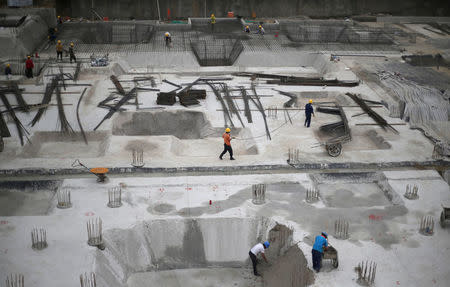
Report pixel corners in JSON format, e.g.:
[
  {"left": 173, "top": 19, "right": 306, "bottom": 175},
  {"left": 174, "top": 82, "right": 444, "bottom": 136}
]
[{"left": 72, "top": 159, "right": 109, "bottom": 183}]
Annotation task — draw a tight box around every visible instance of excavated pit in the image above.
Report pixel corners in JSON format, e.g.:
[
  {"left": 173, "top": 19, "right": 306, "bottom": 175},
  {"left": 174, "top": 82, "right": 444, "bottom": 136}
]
[{"left": 93, "top": 218, "right": 314, "bottom": 287}]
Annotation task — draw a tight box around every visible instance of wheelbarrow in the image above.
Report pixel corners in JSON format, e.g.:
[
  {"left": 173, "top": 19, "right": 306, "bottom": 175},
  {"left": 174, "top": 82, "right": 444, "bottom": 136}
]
[
  {"left": 440, "top": 200, "right": 450, "bottom": 228},
  {"left": 323, "top": 244, "right": 339, "bottom": 268},
  {"left": 72, "top": 159, "right": 109, "bottom": 183}
]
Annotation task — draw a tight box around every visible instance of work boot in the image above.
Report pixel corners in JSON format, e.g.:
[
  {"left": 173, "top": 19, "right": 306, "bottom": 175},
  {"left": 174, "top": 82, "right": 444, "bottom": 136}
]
[
  {"left": 219, "top": 156, "right": 223, "bottom": 160},
  {"left": 230, "top": 157, "right": 235, "bottom": 160},
  {"left": 254, "top": 272, "right": 261, "bottom": 276}
]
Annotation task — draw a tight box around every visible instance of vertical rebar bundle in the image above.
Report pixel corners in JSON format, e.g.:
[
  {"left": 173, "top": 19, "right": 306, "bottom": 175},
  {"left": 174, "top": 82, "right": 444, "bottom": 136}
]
[
  {"left": 356, "top": 261, "right": 377, "bottom": 286},
  {"left": 80, "top": 272, "right": 96, "bottom": 287},
  {"left": 131, "top": 149, "right": 144, "bottom": 167},
  {"left": 252, "top": 184, "right": 266, "bottom": 205},
  {"left": 334, "top": 218, "right": 349, "bottom": 239},
  {"left": 57, "top": 188, "right": 72, "bottom": 209},
  {"left": 87, "top": 218, "right": 103, "bottom": 247},
  {"left": 404, "top": 184, "right": 419, "bottom": 200},
  {"left": 306, "top": 188, "right": 319, "bottom": 203},
  {"left": 267, "top": 106, "right": 278, "bottom": 119},
  {"left": 287, "top": 148, "right": 300, "bottom": 164},
  {"left": 5, "top": 274, "right": 24, "bottom": 287},
  {"left": 107, "top": 186, "right": 122, "bottom": 208},
  {"left": 31, "top": 227, "right": 47, "bottom": 250},
  {"left": 419, "top": 216, "right": 434, "bottom": 236}
]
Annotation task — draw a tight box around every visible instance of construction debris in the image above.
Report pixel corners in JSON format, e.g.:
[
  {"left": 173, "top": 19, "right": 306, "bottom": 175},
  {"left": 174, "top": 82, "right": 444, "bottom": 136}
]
[
  {"left": 252, "top": 184, "right": 266, "bottom": 205},
  {"left": 157, "top": 92, "right": 176, "bottom": 105},
  {"left": 0, "top": 92, "right": 30, "bottom": 146},
  {"left": 90, "top": 54, "right": 109, "bottom": 67},
  {"left": 317, "top": 104, "right": 352, "bottom": 157},
  {"left": 236, "top": 72, "right": 359, "bottom": 87}
]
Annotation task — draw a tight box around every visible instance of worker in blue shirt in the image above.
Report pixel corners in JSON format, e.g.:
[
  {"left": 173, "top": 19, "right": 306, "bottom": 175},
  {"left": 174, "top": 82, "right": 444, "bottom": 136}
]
[
  {"left": 312, "top": 231, "right": 328, "bottom": 272},
  {"left": 305, "top": 99, "right": 315, "bottom": 128}
]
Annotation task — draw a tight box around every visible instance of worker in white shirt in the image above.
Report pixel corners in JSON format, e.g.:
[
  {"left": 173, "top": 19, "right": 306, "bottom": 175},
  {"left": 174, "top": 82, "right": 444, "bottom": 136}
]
[{"left": 249, "top": 241, "right": 270, "bottom": 276}]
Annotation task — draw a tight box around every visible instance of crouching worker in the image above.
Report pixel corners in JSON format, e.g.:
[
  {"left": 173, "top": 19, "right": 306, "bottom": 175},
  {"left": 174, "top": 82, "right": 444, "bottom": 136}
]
[
  {"left": 312, "top": 232, "right": 328, "bottom": 272},
  {"left": 249, "top": 241, "right": 270, "bottom": 276}
]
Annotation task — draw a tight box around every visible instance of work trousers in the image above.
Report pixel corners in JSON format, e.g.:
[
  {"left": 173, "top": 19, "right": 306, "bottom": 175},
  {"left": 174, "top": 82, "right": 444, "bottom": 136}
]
[
  {"left": 57, "top": 51, "right": 63, "bottom": 60},
  {"left": 249, "top": 251, "right": 258, "bottom": 275},
  {"left": 25, "top": 68, "right": 33, "bottom": 78},
  {"left": 70, "top": 53, "right": 76, "bottom": 63},
  {"left": 312, "top": 249, "right": 323, "bottom": 272},
  {"left": 304, "top": 114, "right": 312, "bottom": 127},
  {"left": 220, "top": 144, "right": 233, "bottom": 159}
]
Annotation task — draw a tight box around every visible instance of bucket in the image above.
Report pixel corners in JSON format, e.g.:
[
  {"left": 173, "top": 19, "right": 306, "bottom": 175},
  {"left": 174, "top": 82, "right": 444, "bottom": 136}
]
[{"left": 227, "top": 11, "right": 234, "bottom": 18}]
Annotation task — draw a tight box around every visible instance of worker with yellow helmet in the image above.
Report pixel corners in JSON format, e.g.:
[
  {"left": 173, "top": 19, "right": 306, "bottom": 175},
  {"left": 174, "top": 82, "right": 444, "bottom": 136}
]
[
  {"left": 210, "top": 13, "right": 216, "bottom": 32},
  {"left": 5, "top": 63, "right": 12, "bottom": 80},
  {"left": 164, "top": 32, "right": 172, "bottom": 46},
  {"left": 56, "top": 40, "right": 63, "bottom": 61},
  {"left": 219, "top": 127, "right": 235, "bottom": 160},
  {"left": 69, "top": 42, "right": 76, "bottom": 63},
  {"left": 304, "top": 99, "right": 315, "bottom": 128},
  {"left": 257, "top": 24, "right": 265, "bottom": 35},
  {"left": 244, "top": 25, "right": 250, "bottom": 33}
]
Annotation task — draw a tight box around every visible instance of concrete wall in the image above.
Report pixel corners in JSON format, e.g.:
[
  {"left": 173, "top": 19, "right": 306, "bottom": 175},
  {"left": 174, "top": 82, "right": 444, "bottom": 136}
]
[{"left": 60, "top": 0, "right": 449, "bottom": 19}]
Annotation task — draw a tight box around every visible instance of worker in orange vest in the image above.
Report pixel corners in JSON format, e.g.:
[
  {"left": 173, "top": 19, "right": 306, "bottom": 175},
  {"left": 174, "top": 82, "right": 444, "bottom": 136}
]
[{"left": 219, "top": 128, "right": 235, "bottom": 160}]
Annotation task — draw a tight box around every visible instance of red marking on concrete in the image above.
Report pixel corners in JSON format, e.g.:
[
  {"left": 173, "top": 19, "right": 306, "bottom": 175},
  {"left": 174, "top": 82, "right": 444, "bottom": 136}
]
[
  {"left": 185, "top": 187, "right": 192, "bottom": 191},
  {"left": 0, "top": 220, "right": 8, "bottom": 225},
  {"left": 368, "top": 214, "right": 383, "bottom": 221},
  {"left": 84, "top": 212, "right": 95, "bottom": 216},
  {"left": 396, "top": 281, "right": 400, "bottom": 285}
]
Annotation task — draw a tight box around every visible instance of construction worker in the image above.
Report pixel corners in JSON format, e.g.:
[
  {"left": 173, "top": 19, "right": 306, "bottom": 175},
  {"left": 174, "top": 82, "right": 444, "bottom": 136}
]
[
  {"left": 210, "top": 13, "right": 216, "bottom": 32},
  {"left": 304, "top": 99, "right": 315, "bottom": 128},
  {"left": 164, "top": 32, "right": 172, "bottom": 46},
  {"left": 257, "top": 25, "right": 265, "bottom": 35},
  {"left": 5, "top": 64, "right": 12, "bottom": 80},
  {"left": 219, "top": 128, "right": 235, "bottom": 160},
  {"left": 56, "top": 40, "right": 63, "bottom": 61},
  {"left": 57, "top": 15, "right": 63, "bottom": 25},
  {"left": 312, "top": 232, "right": 328, "bottom": 272},
  {"left": 69, "top": 42, "right": 76, "bottom": 63},
  {"left": 244, "top": 25, "right": 250, "bottom": 33},
  {"left": 48, "top": 27, "right": 57, "bottom": 44},
  {"left": 25, "top": 56, "right": 34, "bottom": 78},
  {"left": 249, "top": 241, "right": 270, "bottom": 276}
]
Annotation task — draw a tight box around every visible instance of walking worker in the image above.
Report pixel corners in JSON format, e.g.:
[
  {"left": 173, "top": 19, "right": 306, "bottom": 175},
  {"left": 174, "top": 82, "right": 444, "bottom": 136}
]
[
  {"left": 5, "top": 64, "right": 12, "bottom": 80},
  {"left": 69, "top": 42, "right": 76, "bottom": 63},
  {"left": 304, "top": 99, "right": 315, "bottom": 128},
  {"left": 249, "top": 241, "right": 270, "bottom": 276},
  {"left": 219, "top": 128, "right": 235, "bottom": 160},
  {"left": 312, "top": 232, "right": 328, "bottom": 272},
  {"left": 244, "top": 25, "right": 250, "bottom": 33},
  {"left": 210, "top": 13, "right": 216, "bottom": 31},
  {"left": 164, "top": 32, "right": 172, "bottom": 46},
  {"left": 56, "top": 40, "right": 63, "bottom": 61},
  {"left": 25, "top": 56, "right": 34, "bottom": 78}
]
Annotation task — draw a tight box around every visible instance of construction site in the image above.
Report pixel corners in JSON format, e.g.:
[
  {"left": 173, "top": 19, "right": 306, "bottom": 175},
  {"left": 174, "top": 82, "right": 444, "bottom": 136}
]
[{"left": 0, "top": 1, "right": 449, "bottom": 286}]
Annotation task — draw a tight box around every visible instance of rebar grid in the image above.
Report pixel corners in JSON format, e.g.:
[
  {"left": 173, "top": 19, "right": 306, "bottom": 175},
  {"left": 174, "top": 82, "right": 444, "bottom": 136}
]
[
  {"left": 287, "top": 148, "right": 300, "bottom": 164},
  {"left": 31, "top": 227, "right": 47, "bottom": 250},
  {"left": 107, "top": 186, "right": 122, "bottom": 208},
  {"left": 57, "top": 188, "right": 72, "bottom": 209},
  {"left": 252, "top": 183, "right": 266, "bottom": 205},
  {"left": 5, "top": 274, "right": 24, "bottom": 287},
  {"left": 334, "top": 218, "right": 349, "bottom": 239},
  {"left": 80, "top": 272, "right": 96, "bottom": 287},
  {"left": 404, "top": 184, "right": 419, "bottom": 200}
]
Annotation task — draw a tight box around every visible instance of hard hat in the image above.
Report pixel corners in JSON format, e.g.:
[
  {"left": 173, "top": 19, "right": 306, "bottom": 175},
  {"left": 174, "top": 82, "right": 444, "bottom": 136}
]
[
  {"left": 259, "top": 25, "right": 262, "bottom": 28},
  {"left": 55, "top": 28, "right": 58, "bottom": 32},
  {"left": 225, "top": 128, "right": 231, "bottom": 133},
  {"left": 6, "top": 64, "right": 10, "bottom": 67},
  {"left": 70, "top": 42, "right": 74, "bottom": 46},
  {"left": 211, "top": 14, "right": 214, "bottom": 17},
  {"left": 309, "top": 99, "right": 313, "bottom": 103},
  {"left": 57, "top": 40, "right": 61, "bottom": 43},
  {"left": 165, "top": 32, "right": 169, "bottom": 36},
  {"left": 263, "top": 241, "right": 270, "bottom": 248},
  {"left": 58, "top": 15, "right": 61, "bottom": 18},
  {"left": 321, "top": 232, "right": 328, "bottom": 238},
  {"left": 27, "top": 56, "right": 31, "bottom": 58},
  {"left": 246, "top": 25, "right": 249, "bottom": 28}
]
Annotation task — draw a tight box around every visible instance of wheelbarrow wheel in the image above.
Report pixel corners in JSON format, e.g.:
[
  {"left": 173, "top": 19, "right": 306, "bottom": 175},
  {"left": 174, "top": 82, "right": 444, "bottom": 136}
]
[
  {"left": 332, "top": 258, "right": 339, "bottom": 268},
  {"left": 326, "top": 143, "right": 342, "bottom": 157}
]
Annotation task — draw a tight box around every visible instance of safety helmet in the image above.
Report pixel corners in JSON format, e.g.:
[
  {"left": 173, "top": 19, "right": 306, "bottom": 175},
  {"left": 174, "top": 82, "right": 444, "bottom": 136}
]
[
  {"left": 165, "top": 32, "right": 169, "bottom": 36},
  {"left": 55, "top": 28, "right": 58, "bottom": 32},
  {"left": 246, "top": 25, "right": 249, "bottom": 28},
  {"left": 259, "top": 25, "right": 262, "bottom": 28},
  {"left": 58, "top": 15, "right": 61, "bottom": 18},
  {"left": 309, "top": 99, "right": 313, "bottom": 103},
  {"left": 211, "top": 14, "right": 215, "bottom": 17},
  {"left": 225, "top": 128, "right": 231, "bottom": 133},
  {"left": 27, "top": 55, "right": 31, "bottom": 59},
  {"left": 322, "top": 232, "right": 328, "bottom": 238},
  {"left": 6, "top": 64, "right": 10, "bottom": 67},
  {"left": 57, "top": 40, "right": 61, "bottom": 43},
  {"left": 70, "top": 42, "right": 74, "bottom": 46},
  {"left": 263, "top": 241, "right": 270, "bottom": 248}
]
